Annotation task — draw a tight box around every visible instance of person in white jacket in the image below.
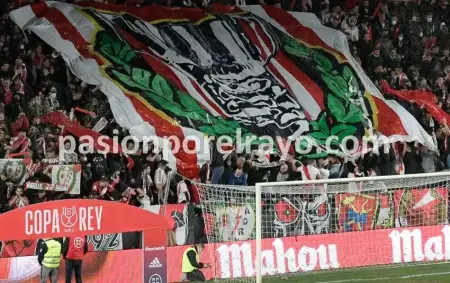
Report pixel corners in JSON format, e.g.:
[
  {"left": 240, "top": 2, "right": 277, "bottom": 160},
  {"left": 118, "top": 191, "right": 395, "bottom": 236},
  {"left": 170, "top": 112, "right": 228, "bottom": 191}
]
[
  {"left": 154, "top": 160, "right": 169, "bottom": 204},
  {"left": 343, "top": 16, "right": 360, "bottom": 43}
]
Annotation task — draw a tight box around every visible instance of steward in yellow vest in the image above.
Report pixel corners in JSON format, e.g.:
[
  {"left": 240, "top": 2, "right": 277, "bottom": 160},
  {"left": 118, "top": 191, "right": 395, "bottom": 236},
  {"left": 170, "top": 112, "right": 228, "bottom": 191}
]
[
  {"left": 181, "top": 243, "right": 211, "bottom": 281},
  {"left": 38, "top": 238, "right": 62, "bottom": 283}
]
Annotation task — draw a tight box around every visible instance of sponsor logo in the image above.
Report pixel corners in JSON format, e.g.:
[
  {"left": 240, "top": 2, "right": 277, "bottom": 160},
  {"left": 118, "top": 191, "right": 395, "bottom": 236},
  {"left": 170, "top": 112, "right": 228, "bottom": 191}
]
[
  {"left": 216, "top": 238, "right": 339, "bottom": 278},
  {"left": 25, "top": 206, "right": 103, "bottom": 236},
  {"left": 389, "top": 226, "right": 450, "bottom": 263},
  {"left": 73, "top": 237, "right": 84, "bottom": 249},
  {"left": 149, "top": 274, "right": 162, "bottom": 283},
  {"left": 148, "top": 257, "right": 163, "bottom": 268},
  {"left": 145, "top": 246, "right": 165, "bottom": 251}
]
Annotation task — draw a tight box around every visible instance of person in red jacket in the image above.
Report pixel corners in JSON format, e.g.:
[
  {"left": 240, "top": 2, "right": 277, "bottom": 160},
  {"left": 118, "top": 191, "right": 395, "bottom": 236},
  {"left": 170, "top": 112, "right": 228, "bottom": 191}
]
[
  {"left": 62, "top": 236, "right": 88, "bottom": 283},
  {"left": 10, "top": 111, "right": 29, "bottom": 137}
]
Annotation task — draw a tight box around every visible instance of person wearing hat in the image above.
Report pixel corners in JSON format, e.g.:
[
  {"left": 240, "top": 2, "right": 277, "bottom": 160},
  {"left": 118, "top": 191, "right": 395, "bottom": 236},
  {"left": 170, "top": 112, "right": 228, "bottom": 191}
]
[
  {"left": 38, "top": 238, "right": 62, "bottom": 283},
  {"left": 344, "top": 16, "right": 359, "bottom": 43},
  {"left": 181, "top": 243, "right": 211, "bottom": 282}
]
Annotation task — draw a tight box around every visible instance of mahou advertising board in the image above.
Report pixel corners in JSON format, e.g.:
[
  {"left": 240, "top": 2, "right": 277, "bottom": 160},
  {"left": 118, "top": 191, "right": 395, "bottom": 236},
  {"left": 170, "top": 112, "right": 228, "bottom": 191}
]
[
  {"left": 0, "top": 225, "right": 449, "bottom": 282},
  {"left": 165, "top": 224, "right": 450, "bottom": 281}
]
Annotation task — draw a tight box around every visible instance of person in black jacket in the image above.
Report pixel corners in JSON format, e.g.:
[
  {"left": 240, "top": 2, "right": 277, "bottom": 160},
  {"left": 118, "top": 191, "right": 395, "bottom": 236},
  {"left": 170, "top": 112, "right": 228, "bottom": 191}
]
[
  {"left": 208, "top": 139, "right": 224, "bottom": 184},
  {"left": 181, "top": 243, "right": 210, "bottom": 282}
]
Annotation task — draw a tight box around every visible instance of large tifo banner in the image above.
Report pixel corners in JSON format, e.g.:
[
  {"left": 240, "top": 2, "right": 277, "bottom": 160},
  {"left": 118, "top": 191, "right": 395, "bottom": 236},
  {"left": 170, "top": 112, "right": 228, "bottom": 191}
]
[
  {"left": 10, "top": 2, "right": 436, "bottom": 178},
  {"left": 1, "top": 225, "right": 450, "bottom": 282}
]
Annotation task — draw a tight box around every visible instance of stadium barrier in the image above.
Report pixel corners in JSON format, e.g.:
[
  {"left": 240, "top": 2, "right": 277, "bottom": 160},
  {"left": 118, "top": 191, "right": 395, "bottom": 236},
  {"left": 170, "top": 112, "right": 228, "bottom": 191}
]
[
  {"left": 199, "top": 172, "right": 450, "bottom": 282},
  {"left": 0, "top": 199, "right": 169, "bottom": 283},
  {"left": 2, "top": 172, "right": 450, "bottom": 282},
  {"left": 0, "top": 223, "right": 448, "bottom": 282}
]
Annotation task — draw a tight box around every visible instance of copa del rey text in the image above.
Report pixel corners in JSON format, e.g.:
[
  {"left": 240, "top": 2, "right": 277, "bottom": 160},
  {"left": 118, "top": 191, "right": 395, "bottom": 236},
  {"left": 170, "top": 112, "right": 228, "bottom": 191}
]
[{"left": 25, "top": 206, "right": 103, "bottom": 235}]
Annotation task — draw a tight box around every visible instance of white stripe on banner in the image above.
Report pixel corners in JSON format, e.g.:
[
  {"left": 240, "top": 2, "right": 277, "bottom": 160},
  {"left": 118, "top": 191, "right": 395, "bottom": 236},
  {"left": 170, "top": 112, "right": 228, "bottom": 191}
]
[
  {"left": 8, "top": 5, "right": 34, "bottom": 29},
  {"left": 47, "top": 1, "right": 96, "bottom": 42},
  {"left": 249, "top": 21, "right": 271, "bottom": 60}
]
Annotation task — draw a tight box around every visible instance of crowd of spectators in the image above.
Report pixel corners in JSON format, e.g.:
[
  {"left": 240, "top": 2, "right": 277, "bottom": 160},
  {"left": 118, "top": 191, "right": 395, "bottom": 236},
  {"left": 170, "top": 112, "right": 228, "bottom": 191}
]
[{"left": 0, "top": 0, "right": 448, "bottom": 229}]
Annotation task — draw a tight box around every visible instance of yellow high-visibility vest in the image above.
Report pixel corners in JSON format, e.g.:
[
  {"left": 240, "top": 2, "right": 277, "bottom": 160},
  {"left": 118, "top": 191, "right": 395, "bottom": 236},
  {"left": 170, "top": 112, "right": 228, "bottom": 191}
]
[
  {"left": 182, "top": 247, "right": 199, "bottom": 273},
  {"left": 42, "top": 240, "right": 61, "bottom": 269}
]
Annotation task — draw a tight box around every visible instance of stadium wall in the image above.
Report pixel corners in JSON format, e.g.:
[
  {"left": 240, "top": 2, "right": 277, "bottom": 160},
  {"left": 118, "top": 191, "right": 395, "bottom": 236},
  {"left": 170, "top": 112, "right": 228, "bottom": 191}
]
[{"left": 1, "top": 224, "right": 449, "bottom": 282}]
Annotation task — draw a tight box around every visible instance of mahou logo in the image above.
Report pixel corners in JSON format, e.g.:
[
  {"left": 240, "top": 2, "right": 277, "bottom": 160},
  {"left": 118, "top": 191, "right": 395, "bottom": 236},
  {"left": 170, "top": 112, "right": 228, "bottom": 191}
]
[
  {"left": 216, "top": 238, "right": 339, "bottom": 278},
  {"left": 25, "top": 206, "right": 103, "bottom": 236},
  {"left": 389, "top": 226, "right": 450, "bottom": 263}
]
